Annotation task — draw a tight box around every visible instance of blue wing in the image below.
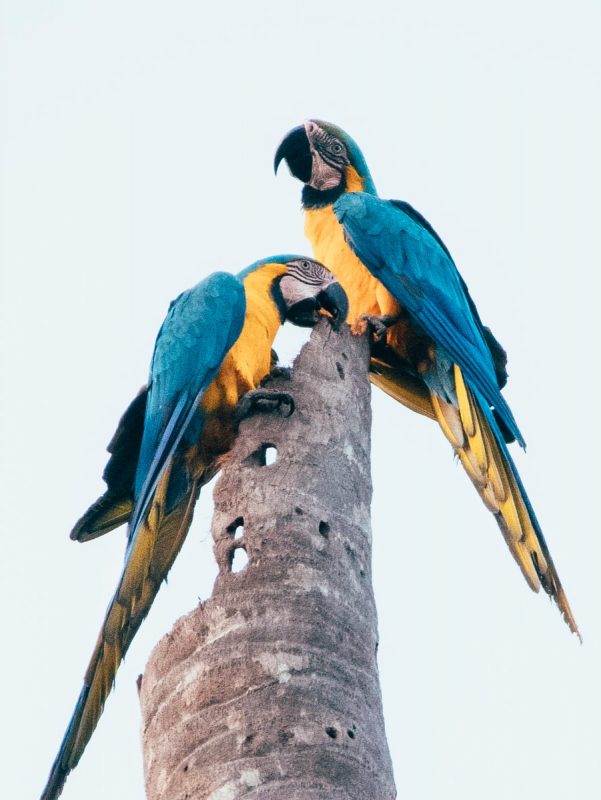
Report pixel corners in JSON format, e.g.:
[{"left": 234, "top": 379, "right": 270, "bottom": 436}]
[
  {"left": 129, "top": 271, "right": 246, "bottom": 538},
  {"left": 390, "top": 199, "right": 509, "bottom": 393},
  {"left": 334, "top": 192, "right": 524, "bottom": 447}
]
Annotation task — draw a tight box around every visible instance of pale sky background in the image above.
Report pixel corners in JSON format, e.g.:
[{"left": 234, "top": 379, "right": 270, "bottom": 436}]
[{"left": 1, "top": 1, "right": 600, "bottom": 798}]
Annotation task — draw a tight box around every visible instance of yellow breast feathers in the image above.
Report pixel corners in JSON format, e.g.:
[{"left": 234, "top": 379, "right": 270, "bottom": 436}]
[{"left": 304, "top": 167, "right": 395, "bottom": 322}]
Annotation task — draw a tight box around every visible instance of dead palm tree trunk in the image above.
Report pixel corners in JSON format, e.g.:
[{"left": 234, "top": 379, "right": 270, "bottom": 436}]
[{"left": 139, "top": 320, "right": 396, "bottom": 799}]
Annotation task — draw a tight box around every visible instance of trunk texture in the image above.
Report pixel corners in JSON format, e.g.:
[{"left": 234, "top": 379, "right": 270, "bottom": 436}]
[{"left": 139, "top": 320, "right": 396, "bottom": 799}]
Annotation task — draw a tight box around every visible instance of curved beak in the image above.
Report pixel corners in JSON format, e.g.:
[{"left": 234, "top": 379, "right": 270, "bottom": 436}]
[
  {"left": 316, "top": 281, "right": 349, "bottom": 330},
  {"left": 274, "top": 125, "right": 312, "bottom": 183},
  {"left": 285, "top": 297, "right": 321, "bottom": 328},
  {"left": 285, "top": 282, "right": 348, "bottom": 329}
]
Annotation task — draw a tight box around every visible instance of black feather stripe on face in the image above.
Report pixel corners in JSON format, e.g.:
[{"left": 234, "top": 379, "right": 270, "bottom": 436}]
[
  {"left": 310, "top": 126, "right": 349, "bottom": 168},
  {"left": 285, "top": 260, "right": 332, "bottom": 286},
  {"left": 270, "top": 276, "right": 287, "bottom": 323},
  {"left": 301, "top": 179, "right": 347, "bottom": 209}
]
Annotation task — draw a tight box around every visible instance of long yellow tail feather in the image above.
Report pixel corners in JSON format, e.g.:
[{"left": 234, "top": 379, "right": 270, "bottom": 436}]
[
  {"left": 431, "top": 365, "right": 579, "bottom": 637},
  {"left": 42, "top": 465, "right": 203, "bottom": 800}
]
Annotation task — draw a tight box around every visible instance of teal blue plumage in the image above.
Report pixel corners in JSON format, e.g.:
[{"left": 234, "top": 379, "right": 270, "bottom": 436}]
[
  {"left": 334, "top": 192, "right": 524, "bottom": 446},
  {"left": 131, "top": 272, "right": 245, "bottom": 530}
]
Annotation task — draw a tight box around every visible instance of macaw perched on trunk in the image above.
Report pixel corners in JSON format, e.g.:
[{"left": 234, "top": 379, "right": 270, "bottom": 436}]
[
  {"left": 41, "top": 256, "right": 348, "bottom": 800},
  {"left": 275, "top": 120, "right": 578, "bottom": 637}
]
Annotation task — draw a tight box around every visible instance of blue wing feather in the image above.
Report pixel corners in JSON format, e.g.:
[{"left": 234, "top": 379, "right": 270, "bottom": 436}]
[
  {"left": 129, "top": 271, "right": 246, "bottom": 538},
  {"left": 334, "top": 192, "right": 525, "bottom": 447}
]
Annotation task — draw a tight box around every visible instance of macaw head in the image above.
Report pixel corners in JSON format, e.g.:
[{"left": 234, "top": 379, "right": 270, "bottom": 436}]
[
  {"left": 240, "top": 255, "right": 349, "bottom": 328},
  {"left": 279, "top": 256, "right": 349, "bottom": 328},
  {"left": 274, "top": 120, "right": 377, "bottom": 207}
]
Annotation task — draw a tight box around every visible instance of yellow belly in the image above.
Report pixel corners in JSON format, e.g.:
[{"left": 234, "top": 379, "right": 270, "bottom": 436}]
[
  {"left": 304, "top": 202, "right": 432, "bottom": 365},
  {"left": 195, "top": 355, "right": 251, "bottom": 470}
]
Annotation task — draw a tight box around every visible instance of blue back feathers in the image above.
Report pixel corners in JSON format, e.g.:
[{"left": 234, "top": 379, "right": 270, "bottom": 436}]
[
  {"left": 131, "top": 271, "right": 246, "bottom": 535},
  {"left": 334, "top": 192, "right": 525, "bottom": 447}
]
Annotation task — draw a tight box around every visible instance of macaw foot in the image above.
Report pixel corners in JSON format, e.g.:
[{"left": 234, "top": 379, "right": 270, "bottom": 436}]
[
  {"left": 260, "top": 366, "right": 292, "bottom": 386},
  {"left": 235, "top": 390, "right": 295, "bottom": 421},
  {"left": 351, "top": 314, "right": 400, "bottom": 341}
]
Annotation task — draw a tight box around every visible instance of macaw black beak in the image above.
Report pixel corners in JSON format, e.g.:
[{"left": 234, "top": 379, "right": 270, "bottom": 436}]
[
  {"left": 274, "top": 125, "right": 312, "bottom": 183},
  {"left": 286, "top": 283, "right": 348, "bottom": 329},
  {"left": 316, "top": 281, "right": 349, "bottom": 330},
  {"left": 285, "top": 297, "right": 320, "bottom": 328}
]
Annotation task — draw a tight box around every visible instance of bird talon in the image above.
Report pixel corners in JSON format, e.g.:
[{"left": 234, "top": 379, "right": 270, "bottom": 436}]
[
  {"left": 280, "top": 395, "right": 295, "bottom": 417},
  {"left": 260, "top": 366, "right": 292, "bottom": 386},
  {"left": 355, "top": 313, "right": 399, "bottom": 343},
  {"left": 351, "top": 318, "right": 369, "bottom": 336},
  {"left": 235, "top": 390, "right": 295, "bottom": 421}
]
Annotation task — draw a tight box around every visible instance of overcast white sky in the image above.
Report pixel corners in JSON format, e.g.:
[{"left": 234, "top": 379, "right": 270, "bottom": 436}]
[{"left": 1, "top": 1, "right": 600, "bottom": 798}]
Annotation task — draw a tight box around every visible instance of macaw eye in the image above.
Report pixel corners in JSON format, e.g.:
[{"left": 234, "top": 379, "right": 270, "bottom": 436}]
[
  {"left": 330, "top": 143, "right": 343, "bottom": 154},
  {"left": 302, "top": 260, "right": 310, "bottom": 268}
]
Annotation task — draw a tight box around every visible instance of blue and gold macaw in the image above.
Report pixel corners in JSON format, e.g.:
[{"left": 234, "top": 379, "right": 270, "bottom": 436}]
[
  {"left": 41, "top": 256, "right": 348, "bottom": 800},
  {"left": 275, "top": 120, "right": 578, "bottom": 636}
]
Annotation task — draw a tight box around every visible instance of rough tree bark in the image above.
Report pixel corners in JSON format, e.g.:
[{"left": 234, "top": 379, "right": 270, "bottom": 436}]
[{"left": 139, "top": 320, "right": 396, "bottom": 799}]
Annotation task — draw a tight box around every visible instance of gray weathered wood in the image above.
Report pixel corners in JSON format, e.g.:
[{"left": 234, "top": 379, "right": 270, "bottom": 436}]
[{"left": 139, "top": 320, "right": 396, "bottom": 799}]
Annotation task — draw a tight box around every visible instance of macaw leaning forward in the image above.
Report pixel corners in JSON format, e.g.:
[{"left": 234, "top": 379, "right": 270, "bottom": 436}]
[
  {"left": 275, "top": 120, "right": 578, "bottom": 636},
  {"left": 42, "top": 256, "right": 348, "bottom": 800}
]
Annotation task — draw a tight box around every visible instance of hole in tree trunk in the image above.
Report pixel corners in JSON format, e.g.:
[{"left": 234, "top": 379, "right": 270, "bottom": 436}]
[
  {"left": 227, "top": 517, "right": 244, "bottom": 539},
  {"left": 245, "top": 443, "right": 277, "bottom": 467},
  {"left": 319, "top": 521, "right": 330, "bottom": 538},
  {"left": 325, "top": 726, "right": 337, "bottom": 739},
  {"left": 335, "top": 361, "right": 345, "bottom": 380},
  {"left": 231, "top": 546, "right": 249, "bottom": 573},
  {"left": 264, "top": 445, "right": 277, "bottom": 465}
]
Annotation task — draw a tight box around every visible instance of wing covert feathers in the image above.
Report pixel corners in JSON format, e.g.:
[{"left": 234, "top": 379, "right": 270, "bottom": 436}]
[
  {"left": 432, "top": 365, "right": 579, "bottom": 638},
  {"left": 41, "top": 470, "right": 201, "bottom": 800},
  {"left": 70, "top": 494, "right": 133, "bottom": 542},
  {"left": 70, "top": 388, "right": 148, "bottom": 542}
]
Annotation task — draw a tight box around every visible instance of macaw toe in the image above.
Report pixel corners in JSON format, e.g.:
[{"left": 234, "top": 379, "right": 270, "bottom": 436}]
[
  {"left": 260, "top": 366, "right": 292, "bottom": 386},
  {"left": 235, "top": 390, "right": 295, "bottom": 422}
]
